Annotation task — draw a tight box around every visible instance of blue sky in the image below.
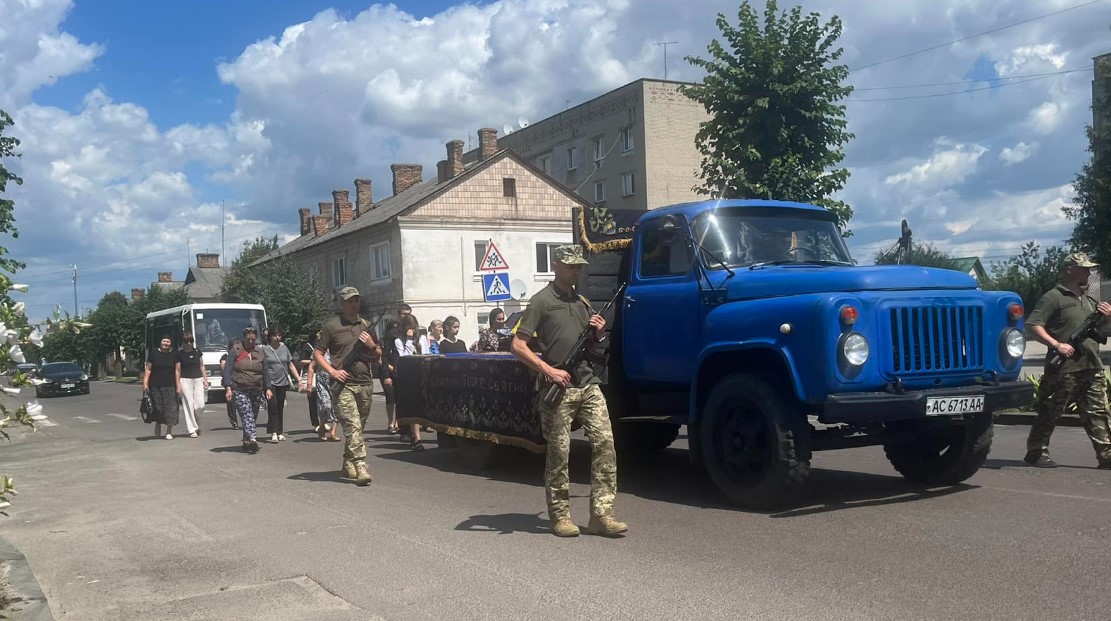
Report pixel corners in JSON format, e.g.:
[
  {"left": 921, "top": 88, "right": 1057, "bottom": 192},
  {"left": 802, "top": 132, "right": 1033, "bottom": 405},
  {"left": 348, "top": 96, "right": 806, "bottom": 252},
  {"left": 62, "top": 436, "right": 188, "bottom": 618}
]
[{"left": 1, "top": 0, "right": 1109, "bottom": 321}]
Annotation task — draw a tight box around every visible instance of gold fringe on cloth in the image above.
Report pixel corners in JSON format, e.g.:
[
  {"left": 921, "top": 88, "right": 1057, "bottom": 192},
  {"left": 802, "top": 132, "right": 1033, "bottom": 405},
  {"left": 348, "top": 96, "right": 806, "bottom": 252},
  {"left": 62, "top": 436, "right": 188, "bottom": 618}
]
[
  {"left": 577, "top": 207, "right": 632, "bottom": 254},
  {"left": 396, "top": 416, "right": 547, "bottom": 454}
]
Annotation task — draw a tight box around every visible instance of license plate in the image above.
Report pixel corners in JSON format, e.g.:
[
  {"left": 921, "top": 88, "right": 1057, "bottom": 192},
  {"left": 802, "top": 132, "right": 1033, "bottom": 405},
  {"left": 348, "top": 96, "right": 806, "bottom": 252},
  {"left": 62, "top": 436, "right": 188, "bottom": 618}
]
[
  {"left": 926, "top": 395, "right": 984, "bottom": 415},
  {"left": 61, "top": 383, "right": 75, "bottom": 389}
]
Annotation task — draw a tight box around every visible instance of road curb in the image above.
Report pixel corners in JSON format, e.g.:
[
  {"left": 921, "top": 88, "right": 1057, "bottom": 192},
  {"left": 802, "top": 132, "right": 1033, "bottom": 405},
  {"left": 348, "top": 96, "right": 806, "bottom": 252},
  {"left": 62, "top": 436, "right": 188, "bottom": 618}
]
[
  {"left": 0, "top": 534, "right": 53, "bottom": 621},
  {"left": 995, "top": 411, "right": 1081, "bottom": 427}
]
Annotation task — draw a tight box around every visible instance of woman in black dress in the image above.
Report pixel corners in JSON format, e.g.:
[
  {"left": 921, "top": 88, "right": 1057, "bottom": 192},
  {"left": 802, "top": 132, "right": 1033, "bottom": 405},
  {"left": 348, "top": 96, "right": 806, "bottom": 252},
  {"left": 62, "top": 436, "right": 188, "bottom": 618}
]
[{"left": 143, "top": 335, "right": 181, "bottom": 439}]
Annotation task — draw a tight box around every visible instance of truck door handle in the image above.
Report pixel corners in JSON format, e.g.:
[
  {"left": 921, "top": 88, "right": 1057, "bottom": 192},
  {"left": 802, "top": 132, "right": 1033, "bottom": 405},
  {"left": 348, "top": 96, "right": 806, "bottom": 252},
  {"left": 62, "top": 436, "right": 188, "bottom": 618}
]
[{"left": 625, "top": 296, "right": 636, "bottom": 304}]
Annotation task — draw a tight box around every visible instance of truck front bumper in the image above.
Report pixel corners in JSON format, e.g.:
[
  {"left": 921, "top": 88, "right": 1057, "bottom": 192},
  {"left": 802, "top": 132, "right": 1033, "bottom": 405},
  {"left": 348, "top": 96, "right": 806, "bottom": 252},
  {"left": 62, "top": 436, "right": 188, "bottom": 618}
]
[{"left": 820, "top": 380, "right": 1034, "bottom": 424}]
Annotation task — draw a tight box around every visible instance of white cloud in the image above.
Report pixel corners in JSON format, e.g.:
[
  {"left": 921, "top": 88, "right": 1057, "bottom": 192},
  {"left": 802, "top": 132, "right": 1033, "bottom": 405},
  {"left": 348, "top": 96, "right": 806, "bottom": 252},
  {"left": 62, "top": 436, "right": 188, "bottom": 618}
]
[
  {"left": 994, "top": 43, "right": 1068, "bottom": 77},
  {"left": 884, "top": 141, "right": 988, "bottom": 188},
  {"left": 1028, "top": 101, "right": 1065, "bottom": 134},
  {"left": 0, "top": 0, "right": 103, "bottom": 109},
  {"left": 999, "top": 141, "right": 1037, "bottom": 165},
  {"left": 944, "top": 219, "right": 977, "bottom": 235}
]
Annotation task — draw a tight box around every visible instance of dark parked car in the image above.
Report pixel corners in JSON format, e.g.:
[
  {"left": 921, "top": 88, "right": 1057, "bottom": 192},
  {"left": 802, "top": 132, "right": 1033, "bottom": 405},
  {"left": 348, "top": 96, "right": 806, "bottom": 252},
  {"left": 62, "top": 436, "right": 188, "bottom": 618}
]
[
  {"left": 34, "top": 362, "right": 90, "bottom": 398},
  {"left": 12, "top": 363, "right": 37, "bottom": 376}
]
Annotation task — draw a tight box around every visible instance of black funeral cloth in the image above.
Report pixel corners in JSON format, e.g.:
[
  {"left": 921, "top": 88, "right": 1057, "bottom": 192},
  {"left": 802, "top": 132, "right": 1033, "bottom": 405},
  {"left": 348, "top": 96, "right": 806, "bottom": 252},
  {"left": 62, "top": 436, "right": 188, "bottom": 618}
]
[
  {"left": 575, "top": 206, "right": 641, "bottom": 253},
  {"left": 395, "top": 353, "right": 544, "bottom": 453}
]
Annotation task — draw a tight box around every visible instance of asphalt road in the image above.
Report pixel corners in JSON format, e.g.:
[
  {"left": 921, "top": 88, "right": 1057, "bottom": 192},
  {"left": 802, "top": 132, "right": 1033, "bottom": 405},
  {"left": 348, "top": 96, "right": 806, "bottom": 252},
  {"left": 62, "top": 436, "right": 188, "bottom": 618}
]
[{"left": 1, "top": 381, "right": 1110, "bottom": 620}]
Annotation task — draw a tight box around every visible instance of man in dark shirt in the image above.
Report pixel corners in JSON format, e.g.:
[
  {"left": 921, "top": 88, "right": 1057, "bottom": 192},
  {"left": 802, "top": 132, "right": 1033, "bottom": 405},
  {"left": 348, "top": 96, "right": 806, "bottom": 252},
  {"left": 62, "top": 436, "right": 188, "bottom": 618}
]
[
  {"left": 1025, "top": 252, "right": 1111, "bottom": 468},
  {"left": 314, "top": 286, "right": 381, "bottom": 486},
  {"left": 511, "top": 244, "right": 626, "bottom": 538}
]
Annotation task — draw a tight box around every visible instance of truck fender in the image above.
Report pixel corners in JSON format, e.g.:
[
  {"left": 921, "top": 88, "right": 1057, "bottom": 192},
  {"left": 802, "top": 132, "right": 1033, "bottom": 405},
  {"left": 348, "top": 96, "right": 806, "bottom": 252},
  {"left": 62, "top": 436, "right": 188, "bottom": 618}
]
[{"left": 689, "top": 342, "right": 805, "bottom": 429}]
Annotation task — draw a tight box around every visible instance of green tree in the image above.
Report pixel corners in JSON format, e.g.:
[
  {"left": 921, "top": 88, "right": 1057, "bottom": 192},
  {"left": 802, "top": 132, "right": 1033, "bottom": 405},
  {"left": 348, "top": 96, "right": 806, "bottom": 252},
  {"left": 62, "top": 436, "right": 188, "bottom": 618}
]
[
  {"left": 83, "top": 291, "right": 131, "bottom": 376},
  {"left": 984, "top": 242, "right": 1067, "bottom": 315},
  {"left": 40, "top": 327, "right": 90, "bottom": 366},
  {"left": 219, "top": 236, "right": 279, "bottom": 303},
  {"left": 0, "top": 110, "right": 26, "bottom": 281},
  {"left": 873, "top": 242, "right": 959, "bottom": 270},
  {"left": 222, "top": 254, "right": 330, "bottom": 348},
  {"left": 681, "top": 0, "right": 854, "bottom": 231},
  {"left": 1063, "top": 123, "right": 1111, "bottom": 266},
  {"left": 120, "top": 285, "right": 189, "bottom": 360}
]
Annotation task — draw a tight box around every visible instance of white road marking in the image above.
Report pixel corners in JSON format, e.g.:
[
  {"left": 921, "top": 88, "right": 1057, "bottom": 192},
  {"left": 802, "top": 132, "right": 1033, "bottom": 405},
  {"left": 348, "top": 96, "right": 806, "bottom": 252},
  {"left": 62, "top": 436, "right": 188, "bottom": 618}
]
[
  {"left": 72, "top": 416, "right": 100, "bottom": 424},
  {"left": 37, "top": 420, "right": 58, "bottom": 427},
  {"left": 106, "top": 413, "right": 139, "bottom": 421}
]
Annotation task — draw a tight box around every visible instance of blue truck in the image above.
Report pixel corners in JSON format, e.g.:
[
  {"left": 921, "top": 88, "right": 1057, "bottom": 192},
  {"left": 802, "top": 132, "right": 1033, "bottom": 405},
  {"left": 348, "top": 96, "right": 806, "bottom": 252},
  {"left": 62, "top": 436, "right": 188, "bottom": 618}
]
[
  {"left": 568, "top": 199, "right": 1033, "bottom": 508},
  {"left": 410, "top": 199, "right": 1034, "bottom": 509}
]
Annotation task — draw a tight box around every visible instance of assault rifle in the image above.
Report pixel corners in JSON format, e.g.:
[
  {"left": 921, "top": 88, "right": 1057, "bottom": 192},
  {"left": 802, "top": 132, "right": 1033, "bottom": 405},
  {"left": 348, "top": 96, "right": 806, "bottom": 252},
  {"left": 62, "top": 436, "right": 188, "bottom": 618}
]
[
  {"left": 541, "top": 282, "right": 627, "bottom": 407},
  {"left": 1045, "top": 311, "right": 1108, "bottom": 372},
  {"left": 328, "top": 317, "right": 383, "bottom": 403}
]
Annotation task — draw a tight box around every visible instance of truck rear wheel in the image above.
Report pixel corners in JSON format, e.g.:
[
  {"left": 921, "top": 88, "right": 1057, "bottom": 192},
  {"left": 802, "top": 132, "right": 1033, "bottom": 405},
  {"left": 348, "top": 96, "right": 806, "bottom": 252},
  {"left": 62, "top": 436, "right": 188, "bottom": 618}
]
[
  {"left": 613, "top": 422, "right": 681, "bottom": 454},
  {"left": 700, "top": 374, "right": 809, "bottom": 510},
  {"left": 883, "top": 413, "right": 993, "bottom": 485}
]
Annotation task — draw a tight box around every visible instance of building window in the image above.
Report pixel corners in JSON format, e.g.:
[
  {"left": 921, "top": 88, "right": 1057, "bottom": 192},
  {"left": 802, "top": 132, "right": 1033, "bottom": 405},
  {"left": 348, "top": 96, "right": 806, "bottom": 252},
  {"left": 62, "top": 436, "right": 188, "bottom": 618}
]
[
  {"left": 621, "top": 172, "right": 636, "bottom": 197},
  {"left": 503, "top": 177, "right": 516, "bottom": 198},
  {"left": 331, "top": 257, "right": 346, "bottom": 287},
  {"left": 478, "top": 312, "right": 490, "bottom": 327},
  {"left": 622, "top": 127, "right": 635, "bottom": 153},
  {"left": 474, "top": 240, "right": 488, "bottom": 271},
  {"left": 566, "top": 146, "right": 577, "bottom": 171},
  {"left": 594, "top": 180, "right": 606, "bottom": 204},
  {"left": 593, "top": 136, "right": 605, "bottom": 166},
  {"left": 535, "top": 242, "right": 562, "bottom": 274},
  {"left": 539, "top": 156, "right": 550, "bottom": 175},
  {"left": 369, "top": 242, "right": 391, "bottom": 282},
  {"left": 307, "top": 263, "right": 318, "bottom": 284}
]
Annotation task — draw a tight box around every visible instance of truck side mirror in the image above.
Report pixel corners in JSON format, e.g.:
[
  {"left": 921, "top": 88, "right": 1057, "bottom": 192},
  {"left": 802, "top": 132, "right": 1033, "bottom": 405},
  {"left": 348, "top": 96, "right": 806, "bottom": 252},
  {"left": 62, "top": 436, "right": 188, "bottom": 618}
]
[{"left": 659, "top": 215, "right": 682, "bottom": 246}]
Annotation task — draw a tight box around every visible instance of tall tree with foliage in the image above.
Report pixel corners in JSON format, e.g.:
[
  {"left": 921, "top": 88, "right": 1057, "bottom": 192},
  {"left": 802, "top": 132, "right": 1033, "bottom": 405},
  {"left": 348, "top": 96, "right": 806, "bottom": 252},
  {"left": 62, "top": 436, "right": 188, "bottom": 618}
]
[
  {"left": 681, "top": 0, "right": 854, "bottom": 231},
  {"left": 984, "top": 242, "right": 1068, "bottom": 315},
  {"left": 83, "top": 291, "right": 131, "bottom": 376},
  {"left": 1063, "top": 123, "right": 1111, "bottom": 266},
  {"left": 119, "top": 285, "right": 190, "bottom": 360},
  {"left": 873, "top": 242, "right": 960, "bottom": 270},
  {"left": 221, "top": 256, "right": 330, "bottom": 348},
  {"left": 219, "top": 236, "right": 279, "bottom": 303}
]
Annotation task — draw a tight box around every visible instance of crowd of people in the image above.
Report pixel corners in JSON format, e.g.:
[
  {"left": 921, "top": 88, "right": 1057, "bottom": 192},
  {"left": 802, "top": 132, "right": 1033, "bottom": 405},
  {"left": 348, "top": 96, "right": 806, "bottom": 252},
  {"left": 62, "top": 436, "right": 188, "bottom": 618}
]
[{"left": 141, "top": 247, "right": 630, "bottom": 537}]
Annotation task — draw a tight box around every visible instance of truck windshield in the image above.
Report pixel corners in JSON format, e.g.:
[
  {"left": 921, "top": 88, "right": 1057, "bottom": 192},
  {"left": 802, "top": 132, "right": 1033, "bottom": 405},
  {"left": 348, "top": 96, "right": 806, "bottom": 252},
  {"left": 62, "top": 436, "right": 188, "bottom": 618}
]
[
  {"left": 691, "top": 209, "right": 853, "bottom": 269},
  {"left": 192, "top": 309, "right": 266, "bottom": 351}
]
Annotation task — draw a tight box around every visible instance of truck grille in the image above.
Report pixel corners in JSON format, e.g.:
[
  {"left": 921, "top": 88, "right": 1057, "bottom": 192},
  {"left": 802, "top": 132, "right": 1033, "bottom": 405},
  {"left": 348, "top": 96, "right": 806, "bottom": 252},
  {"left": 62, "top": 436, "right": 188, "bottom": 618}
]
[{"left": 888, "top": 305, "right": 983, "bottom": 373}]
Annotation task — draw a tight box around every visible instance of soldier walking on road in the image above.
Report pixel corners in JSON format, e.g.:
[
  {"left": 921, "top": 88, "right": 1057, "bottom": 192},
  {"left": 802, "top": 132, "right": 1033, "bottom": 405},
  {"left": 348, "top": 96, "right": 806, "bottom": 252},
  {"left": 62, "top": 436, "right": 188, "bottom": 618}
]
[
  {"left": 510, "top": 245, "right": 627, "bottom": 538},
  {"left": 1025, "top": 252, "right": 1111, "bottom": 469},
  {"left": 314, "top": 286, "right": 381, "bottom": 486}
]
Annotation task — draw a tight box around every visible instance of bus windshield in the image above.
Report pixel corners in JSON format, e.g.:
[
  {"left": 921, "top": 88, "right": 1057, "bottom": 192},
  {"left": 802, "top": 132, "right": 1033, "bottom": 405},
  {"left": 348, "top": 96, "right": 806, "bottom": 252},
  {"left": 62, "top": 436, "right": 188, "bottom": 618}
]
[{"left": 192, "top": 308, "right": 266, "bottom": 351}]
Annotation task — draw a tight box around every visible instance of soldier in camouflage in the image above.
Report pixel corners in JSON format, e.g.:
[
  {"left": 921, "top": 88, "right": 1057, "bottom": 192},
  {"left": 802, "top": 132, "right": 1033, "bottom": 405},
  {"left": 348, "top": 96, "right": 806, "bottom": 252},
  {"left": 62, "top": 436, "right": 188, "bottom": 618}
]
[
  {"left": 1025, "top": 252, "right": 1111, "bottom": 469},
  {"left": 510, "top": 244, "right": 627, "bottom": 538}
]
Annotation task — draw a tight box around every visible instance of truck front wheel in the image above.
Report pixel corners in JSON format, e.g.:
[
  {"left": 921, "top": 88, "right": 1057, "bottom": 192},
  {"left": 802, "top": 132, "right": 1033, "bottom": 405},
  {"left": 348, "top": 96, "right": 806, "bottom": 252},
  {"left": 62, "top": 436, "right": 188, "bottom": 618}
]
[
  {"left": 613, "top": 422, "right": 681, "bottom": 454},
  {"left": 883, "top": 413, "right": 993, "bottom": 485},
  {"left": 700, "top": 374, "right": 809, "bottom": 510}
]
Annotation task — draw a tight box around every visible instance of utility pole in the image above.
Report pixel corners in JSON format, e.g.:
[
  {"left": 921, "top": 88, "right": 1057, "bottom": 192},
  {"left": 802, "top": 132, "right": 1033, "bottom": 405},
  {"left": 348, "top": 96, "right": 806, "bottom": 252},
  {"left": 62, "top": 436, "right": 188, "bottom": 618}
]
[
  {"left": 654, "top": 41, "right": 679, "bottom": 80},
  {"left": 221, "top": 200, "right": 226, "bottom": 267},
  {"left": 71, "top": 264, "right": 78, "bottom": 318}
]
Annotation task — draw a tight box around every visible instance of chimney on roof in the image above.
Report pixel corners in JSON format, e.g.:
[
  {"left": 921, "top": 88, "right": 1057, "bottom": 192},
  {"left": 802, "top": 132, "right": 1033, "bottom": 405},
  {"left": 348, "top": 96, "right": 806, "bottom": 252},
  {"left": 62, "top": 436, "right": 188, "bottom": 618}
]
[
  {"left": 298, "top": 207, "right": 311, "bottom": 235},
  {"left": 447, "top": 140, "right": 464, "bottom": 178},
  {"left": 318, "top": 201, "right": 333, "bottom": 219},
  {"left": 312, "top": 215, "right": 330, "bottom": 237},
  {"left": 196, "top": 253, "right": 219, "bottom": 268},
  {"left": 131, "top": 288, "right": 145, "bottom": 302},
  {"left": 437, "top": 160, "right": 449, "bottom": 183},
  {"left": 332, "top": 189, "right": 353, "bottom": 227},
  {"left": 391, "top": 164, "right": 423, "bottom": 195},
  {"left": 354, "top": 178, "right": 372, "bottom": 215},
  {"left": 157, "top": 272, "right": 173, "bottom": 283},
  {"left": 478, "top": 128, "right": 498, "bottom": 160}
]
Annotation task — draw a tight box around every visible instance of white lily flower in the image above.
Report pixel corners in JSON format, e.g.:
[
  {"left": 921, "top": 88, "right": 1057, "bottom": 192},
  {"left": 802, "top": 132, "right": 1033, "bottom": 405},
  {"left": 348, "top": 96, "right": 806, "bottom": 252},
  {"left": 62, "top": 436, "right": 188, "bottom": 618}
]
[
  {"left": 2, "top": 386, "right": 20, "bottom": 395},
  {"left": 4, "top": 330, "right": 18, "bottom": 346},
  {"left": 10, "top": 284, "right": 29, "bottom": 293},
  {"left": 12, "top": 302, "right": 25, "bottom": 315},
  {"left": 28, "top": 329, "right": 42, "bottom": 347},
  {"left": 9, "top": 345, "right": 25, "bottom": 363}
]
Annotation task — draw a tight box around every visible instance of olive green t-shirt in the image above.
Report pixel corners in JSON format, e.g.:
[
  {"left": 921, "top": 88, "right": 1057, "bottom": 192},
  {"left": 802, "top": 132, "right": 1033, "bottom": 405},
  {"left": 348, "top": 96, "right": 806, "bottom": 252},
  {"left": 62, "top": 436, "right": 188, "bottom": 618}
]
[
  {"left": 515, "top": 282, "right": 603, "bottom": 387},
  {"left": 318, "top": 314, "right": 379, "bottom": 385},
  {"left": 1026, "top": 285, "right": 1105, "bottom": 374}
]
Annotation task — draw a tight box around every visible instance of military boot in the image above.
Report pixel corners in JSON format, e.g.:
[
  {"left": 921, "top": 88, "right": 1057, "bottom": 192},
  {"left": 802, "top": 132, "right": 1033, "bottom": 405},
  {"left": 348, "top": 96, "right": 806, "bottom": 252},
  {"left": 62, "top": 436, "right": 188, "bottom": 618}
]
[
  {"left": 551, "top": 517, "right": 580, "bottom": 538},
  {"left": 587, "top": 514, "right": 628, "bottom": 537},
  {"left": 1023, "top": 451, "right": 1058, "bottom": 468},
  {"left": 354, "top": 461, "right": 373, "bottom": 486},
  {"left": 340, "top": 459, "right": 356, "bottom": 480}
]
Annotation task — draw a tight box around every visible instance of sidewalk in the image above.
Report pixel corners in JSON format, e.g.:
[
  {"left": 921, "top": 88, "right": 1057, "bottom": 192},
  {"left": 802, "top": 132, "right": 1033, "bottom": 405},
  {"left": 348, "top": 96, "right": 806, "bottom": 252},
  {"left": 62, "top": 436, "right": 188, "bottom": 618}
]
[{"left": 0, "top": 535, "right": 53, "bottom": 621}]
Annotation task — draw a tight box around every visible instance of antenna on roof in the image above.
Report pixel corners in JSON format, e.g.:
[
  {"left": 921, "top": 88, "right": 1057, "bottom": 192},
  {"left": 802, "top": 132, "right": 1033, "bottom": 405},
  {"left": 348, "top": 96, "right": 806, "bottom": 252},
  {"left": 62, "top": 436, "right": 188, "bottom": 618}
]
[
  {"left": 518, "top": 116, "right": 530, "bottom": 129},
  {"left": 503, "top": 123, "right": 515, "bottom": 135}
]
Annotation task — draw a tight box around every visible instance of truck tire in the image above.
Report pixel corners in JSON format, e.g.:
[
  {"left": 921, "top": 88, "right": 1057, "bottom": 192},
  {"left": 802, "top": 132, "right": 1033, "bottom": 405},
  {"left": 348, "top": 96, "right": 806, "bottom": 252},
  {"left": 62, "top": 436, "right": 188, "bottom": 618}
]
[
  {"left": 613, "top": 422, "right": 681, "bottom": 454},
  {"left": 883, "top": 413, "right": 993, "bottom": 485},
  {"left": 700, "top": 374, "right": 809, "bottom": 510}
]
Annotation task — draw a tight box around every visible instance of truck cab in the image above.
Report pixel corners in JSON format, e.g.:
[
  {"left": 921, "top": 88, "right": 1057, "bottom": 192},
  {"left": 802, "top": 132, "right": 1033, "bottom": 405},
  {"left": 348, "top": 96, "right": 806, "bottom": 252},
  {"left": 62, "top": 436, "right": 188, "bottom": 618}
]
[{"left": 588, "top": 199, "right": 1033, "bottom": 508}]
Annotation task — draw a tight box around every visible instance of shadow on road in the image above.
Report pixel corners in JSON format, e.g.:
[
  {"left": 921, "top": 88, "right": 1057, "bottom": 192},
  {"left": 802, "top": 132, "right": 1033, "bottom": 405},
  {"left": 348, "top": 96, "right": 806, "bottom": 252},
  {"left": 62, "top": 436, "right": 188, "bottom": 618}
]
[
  {"left": 983, "top": 457, "right": 1103, "bottom": 471},
  {"left": 455, "top": 512, "right": 550, "bottom": 535},
  {"left": 378, "top": 439, "right": 976, "bottom": 516},
  {"left": 287, "top": 471, "right": 352, "bottom": 485}
]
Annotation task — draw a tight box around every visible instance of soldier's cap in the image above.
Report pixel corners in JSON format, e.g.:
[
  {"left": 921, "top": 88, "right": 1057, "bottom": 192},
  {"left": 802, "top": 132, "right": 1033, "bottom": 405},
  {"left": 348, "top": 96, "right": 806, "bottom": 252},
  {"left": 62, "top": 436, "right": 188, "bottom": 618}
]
[
  {"left": 337, "top": 286, "right": 361, "bottom": 300},
  {"left": 552, "top": 244, "right": 589, "bottom": 266},
  {"left": 1064, "top": 252, "right": 1098, "bottom": 268}
]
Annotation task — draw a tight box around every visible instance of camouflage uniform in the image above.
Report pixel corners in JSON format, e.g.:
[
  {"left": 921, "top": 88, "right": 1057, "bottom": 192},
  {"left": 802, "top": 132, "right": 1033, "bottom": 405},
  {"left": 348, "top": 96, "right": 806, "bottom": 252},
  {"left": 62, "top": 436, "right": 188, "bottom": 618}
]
[
  {"left": 516, "top": 245, "right": 619, "bottom": 521},
  {"left": 1026, "top": 253, "right": 1111, "bottom": 466}
]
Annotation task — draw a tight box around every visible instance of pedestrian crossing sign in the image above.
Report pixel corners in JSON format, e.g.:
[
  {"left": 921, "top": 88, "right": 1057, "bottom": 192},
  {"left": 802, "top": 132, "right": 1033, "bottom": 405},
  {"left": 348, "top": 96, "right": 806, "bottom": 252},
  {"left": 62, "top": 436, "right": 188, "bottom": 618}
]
[
  {"left": 482, "top": 272, "right": 512, "bottom": 302},
  {"left": 479, "top": 241, "right": 510, "bottom": 271}
]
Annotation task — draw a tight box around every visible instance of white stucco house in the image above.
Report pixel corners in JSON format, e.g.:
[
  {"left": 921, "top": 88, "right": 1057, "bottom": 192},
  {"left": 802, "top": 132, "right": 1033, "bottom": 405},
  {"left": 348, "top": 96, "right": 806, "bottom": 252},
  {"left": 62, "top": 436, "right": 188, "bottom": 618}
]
[{"left": 254, "top": 129, "right": 590, "bottom": 343}]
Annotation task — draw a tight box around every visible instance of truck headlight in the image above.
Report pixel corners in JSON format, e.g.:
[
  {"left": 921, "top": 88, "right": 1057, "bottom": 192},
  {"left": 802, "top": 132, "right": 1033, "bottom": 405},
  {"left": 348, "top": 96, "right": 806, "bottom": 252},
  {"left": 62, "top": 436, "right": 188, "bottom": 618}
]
[
  {"left": 1003, "top": 328, "right": 1025, "bottom": 359},
  {"left": 841, "top": 332, "right": 869, "bottom": 366}
]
